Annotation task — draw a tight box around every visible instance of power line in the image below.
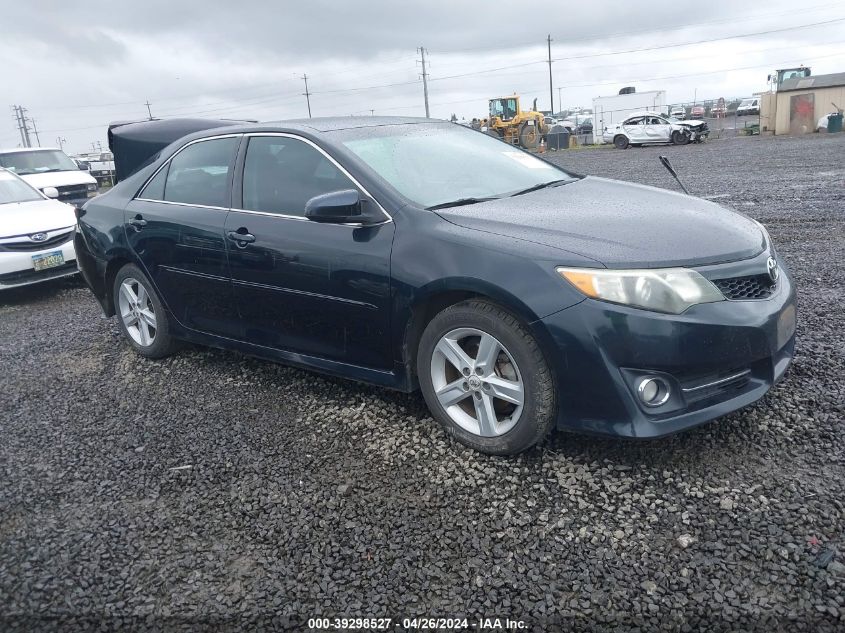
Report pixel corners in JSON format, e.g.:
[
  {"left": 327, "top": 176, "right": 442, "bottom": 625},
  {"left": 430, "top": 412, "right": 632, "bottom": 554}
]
[{"left": 428, "top": 1, "right": 845, "bottom": 55}]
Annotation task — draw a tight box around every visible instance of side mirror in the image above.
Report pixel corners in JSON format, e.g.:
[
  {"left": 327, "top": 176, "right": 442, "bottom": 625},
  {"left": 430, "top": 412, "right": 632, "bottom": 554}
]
[
  {"left": 76, "top": 160, "right": 90, "bottom": 171},
  {"left": 43, "top": 187, "right": 59, "bottom": 199},
  {"left": 305, "top": 189, "right": 371, "bottom": 224}
]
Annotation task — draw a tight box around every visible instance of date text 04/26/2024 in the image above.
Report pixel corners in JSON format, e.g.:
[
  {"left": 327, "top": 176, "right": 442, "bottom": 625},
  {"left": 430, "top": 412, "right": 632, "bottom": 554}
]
[{"left": 307, "top": 617, "right": 528, "bottom": 630}]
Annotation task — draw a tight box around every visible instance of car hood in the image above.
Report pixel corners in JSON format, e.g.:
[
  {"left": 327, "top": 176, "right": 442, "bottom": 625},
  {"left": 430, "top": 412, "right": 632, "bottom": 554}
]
[
  {"left": 435, "top": 176, "right": 765, "bottom": 268},
  {"left": 19, "top": 170, "right": 97, "bottom": 189},
  {"left": 0, "top": 199, "right": 77, "bottom": 237}
]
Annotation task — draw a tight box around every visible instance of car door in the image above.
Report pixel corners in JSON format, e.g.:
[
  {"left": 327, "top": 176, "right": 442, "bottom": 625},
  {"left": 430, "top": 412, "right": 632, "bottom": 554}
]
[
  {"left": 622, "top": 117, "right": 645, "bottom": 142},
  {"left": 125, "top": 135, "right": 241, "bottom": 338},
  {"left": 644, "top": 116, "right": 672, "bottom": 142},
  {"left": 225, "top": 133, "right": 395, "bottom": 369}
]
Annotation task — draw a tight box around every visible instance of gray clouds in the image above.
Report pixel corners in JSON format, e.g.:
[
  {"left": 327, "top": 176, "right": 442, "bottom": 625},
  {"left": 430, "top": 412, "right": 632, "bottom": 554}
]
[{"left": 2, "top": 0, "right": 844, "bottom": 150}]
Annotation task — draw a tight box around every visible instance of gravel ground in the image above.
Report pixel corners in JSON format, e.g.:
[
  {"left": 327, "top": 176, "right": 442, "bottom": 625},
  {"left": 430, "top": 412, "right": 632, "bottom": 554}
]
[{"left": 1, "top": 133, "right": 843, "bottom": 632}]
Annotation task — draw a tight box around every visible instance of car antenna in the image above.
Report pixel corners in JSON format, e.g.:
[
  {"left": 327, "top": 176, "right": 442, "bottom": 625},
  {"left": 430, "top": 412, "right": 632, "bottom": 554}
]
[{"left": 658, "top": 155, "right": 690, "bottom": 195}]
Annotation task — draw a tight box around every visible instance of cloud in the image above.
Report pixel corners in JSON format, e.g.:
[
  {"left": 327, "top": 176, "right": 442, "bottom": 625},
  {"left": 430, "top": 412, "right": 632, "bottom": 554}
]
[{"left": 1, "top": 0, "right": 843, "bottom": 150}]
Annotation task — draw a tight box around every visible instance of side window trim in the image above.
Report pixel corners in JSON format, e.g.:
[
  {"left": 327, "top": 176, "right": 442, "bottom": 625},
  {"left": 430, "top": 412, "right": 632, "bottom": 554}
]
[
  {"left": 232, "top": 132, "right": 392, "bottom": 224},
  {"left": 135, "top": 133, "right": 242, "bottom": 209}
]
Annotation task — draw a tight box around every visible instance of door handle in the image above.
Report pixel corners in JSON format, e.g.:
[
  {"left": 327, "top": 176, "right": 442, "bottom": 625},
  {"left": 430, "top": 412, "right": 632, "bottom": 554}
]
[
  {"left": 128, "top": 215, "right": 147, "bottom": 231},
  {"left": 227, "top": 230, "right": 256, "bottom": 247}
]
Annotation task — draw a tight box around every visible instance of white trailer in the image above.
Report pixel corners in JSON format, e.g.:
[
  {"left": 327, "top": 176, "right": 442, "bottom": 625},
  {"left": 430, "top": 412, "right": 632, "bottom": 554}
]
[{"left": 592, "top": 90, "right": 667, "bottom": 144}]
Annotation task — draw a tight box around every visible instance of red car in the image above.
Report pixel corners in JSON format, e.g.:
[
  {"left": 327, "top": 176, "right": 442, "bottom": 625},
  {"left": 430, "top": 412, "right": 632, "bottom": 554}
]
[{"left": 690, "top": 106, "right": 706, "bottom": 119}]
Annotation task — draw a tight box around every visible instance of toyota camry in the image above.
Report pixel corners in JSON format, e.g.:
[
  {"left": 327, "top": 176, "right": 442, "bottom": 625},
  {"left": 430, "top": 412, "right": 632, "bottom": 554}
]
[{"left": 74, "top": 117, "right": 795, "bottom": 455}]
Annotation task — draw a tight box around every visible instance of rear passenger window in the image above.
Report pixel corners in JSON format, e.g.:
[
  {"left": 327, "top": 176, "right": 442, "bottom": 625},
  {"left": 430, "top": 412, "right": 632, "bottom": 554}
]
[
  {"left": 140, "top": 165, "right": 168, "bottom": 200},
  {"left": 241, "top": 136, "right": 355, "bottom": 216},
  {"left": 163, "top": 137, "right": 238, "bottom": 207}
]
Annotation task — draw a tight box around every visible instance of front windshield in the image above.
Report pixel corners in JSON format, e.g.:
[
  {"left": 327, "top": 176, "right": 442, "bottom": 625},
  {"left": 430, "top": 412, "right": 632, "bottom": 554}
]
[
  {"left": 0, "top": 172, "right": 42, "bottom": 204},
  {"left": 337, "top": 124, "right": 574, "bottom": 209},
  {"left": 0, "top": 150, "right": 79, "bottom": 176},
  {"left": 740, "top": 99, "right": 755, "bottom": 106}
]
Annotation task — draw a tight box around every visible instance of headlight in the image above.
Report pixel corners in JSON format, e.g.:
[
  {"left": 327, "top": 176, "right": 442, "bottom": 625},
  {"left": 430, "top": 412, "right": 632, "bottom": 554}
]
[
  {"left": 87, "top": 183, "right": 98, "bottom": 192},
  {"left": 557, "top": 267, "right": 724, "bottom": 314}
]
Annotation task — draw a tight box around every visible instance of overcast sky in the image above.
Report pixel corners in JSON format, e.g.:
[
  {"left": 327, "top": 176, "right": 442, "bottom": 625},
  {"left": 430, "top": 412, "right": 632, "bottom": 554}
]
[{"left": 2, "top": 0, "right": 844, "bottom": 153}]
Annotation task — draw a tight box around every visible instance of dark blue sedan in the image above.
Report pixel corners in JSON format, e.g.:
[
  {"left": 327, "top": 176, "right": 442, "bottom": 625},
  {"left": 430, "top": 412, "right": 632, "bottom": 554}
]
[{"left": 74, "top": 117, "right": 796, "bottom": 454}]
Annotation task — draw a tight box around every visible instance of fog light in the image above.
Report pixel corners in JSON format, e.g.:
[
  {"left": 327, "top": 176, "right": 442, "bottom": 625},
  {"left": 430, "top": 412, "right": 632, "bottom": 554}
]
[{"left": 637, "top": 376, "right": 670, "bottom": 407}]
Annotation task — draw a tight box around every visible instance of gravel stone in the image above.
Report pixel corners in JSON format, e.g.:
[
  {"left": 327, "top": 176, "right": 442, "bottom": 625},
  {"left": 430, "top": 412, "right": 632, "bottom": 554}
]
[{"left": 1, "top": 133, "right": 843, "bottom": 632}]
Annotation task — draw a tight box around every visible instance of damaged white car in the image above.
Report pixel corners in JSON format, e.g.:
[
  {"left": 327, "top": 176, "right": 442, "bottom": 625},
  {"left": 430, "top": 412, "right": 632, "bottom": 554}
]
[{"left": 604, "top": 111, "right": 709, "bottom": 149}]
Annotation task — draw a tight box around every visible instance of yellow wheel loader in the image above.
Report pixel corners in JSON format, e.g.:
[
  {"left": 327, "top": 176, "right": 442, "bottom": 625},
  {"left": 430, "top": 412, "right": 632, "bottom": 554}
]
[{"left": 482, "top": 95, "right": 547, "bottom": 150}]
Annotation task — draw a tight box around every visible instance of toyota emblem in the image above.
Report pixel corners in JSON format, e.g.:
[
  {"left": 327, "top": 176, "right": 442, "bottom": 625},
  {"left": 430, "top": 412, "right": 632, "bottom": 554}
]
[
  {"left": 30, "top": 232, "right": 48, "bottom": 242},
  {"left": 766, "top": 257, "right": 779, "bottom": 284}
]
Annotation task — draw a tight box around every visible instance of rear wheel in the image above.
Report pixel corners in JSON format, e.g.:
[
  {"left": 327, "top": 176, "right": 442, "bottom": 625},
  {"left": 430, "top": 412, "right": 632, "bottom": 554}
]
[
  {"left": 518, "top": 123, "right": 541, "bottom": 149},
  {"left": 417, "top": 300, "right": 556, "bottom": 455},
  {"left": 613, "top": 135, "right": 629, "bottom": 149},
  {"left": 113, "top": 263, "right": 177, "bottom": 359}
]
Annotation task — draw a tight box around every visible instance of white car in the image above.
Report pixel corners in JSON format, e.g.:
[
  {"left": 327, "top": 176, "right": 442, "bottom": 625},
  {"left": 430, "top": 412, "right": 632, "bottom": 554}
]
[
  {"left": 603, "top": 111, "right": 709, "bottom": 149},
  {"left": 0, "top": 168, "right": 78, "bottom": 290},
  {"left": 670, "top": 107, "right": 686, "bottom": 119},
  {"left": 0, "top": 147, "right": 99, "bottom": 206}
]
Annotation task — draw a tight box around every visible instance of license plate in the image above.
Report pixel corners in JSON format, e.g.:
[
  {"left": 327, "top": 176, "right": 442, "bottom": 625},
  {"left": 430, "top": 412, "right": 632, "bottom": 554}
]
[
  {"left": 32, "top": 250, "right": 64, "bottom": 272},
  {"left": 777, "top": 303, "right": 796, "bottom": 349}
]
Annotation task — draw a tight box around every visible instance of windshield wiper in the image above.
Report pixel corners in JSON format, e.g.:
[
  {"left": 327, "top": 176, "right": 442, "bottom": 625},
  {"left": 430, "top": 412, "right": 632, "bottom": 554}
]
[
  {"left": 425, "top": 197, "right": 498, "bottom": 210},
  {"left": 509, "top": 179, "right": 572, "bottom": 197}
]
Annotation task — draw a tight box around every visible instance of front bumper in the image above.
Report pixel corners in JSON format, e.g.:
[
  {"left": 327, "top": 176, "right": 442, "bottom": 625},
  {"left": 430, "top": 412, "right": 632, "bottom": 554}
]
[
  {"left": 0, "top": 239, "right": 77, "bottom": 289},
  {"left": 537, "top": 263, "right": 796, "bottom": 438}
]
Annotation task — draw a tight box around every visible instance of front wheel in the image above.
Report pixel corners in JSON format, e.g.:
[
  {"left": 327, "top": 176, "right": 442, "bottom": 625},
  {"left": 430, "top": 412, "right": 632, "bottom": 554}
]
[
  {"left": 672, "top": 130, "right": 690, "bottom": 145},
  {"left": 113, "top": 263, "right": 178, "bottom": 359},
  {"left": 518, "top": 123, "right": 541, "bottom": 149},
  {"left": 417, "top": 300, "right": 556, "bottom": 455}
]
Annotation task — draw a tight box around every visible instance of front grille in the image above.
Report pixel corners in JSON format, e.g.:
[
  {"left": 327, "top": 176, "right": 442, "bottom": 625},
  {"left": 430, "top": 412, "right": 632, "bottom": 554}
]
[
  {"left": 56, "top": 184, "right": 89, "bottom": 201},
  {"left": 0, "top": 231, "right": 73, "bottom": 252},
  {"left": 713, "top": 274, "right": 776, "bottom": 300},
  {"left": 0, "top": 261, "right": 76, "bottom": 285}
]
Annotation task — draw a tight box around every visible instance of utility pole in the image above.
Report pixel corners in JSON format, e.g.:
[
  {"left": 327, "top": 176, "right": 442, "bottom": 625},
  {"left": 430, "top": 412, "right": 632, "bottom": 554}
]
[
  {"left": 29, "top": 118, "right": 41, "bottom": 147},
  {"left": 12, "top": 106, "right": 32, "bottom": 147},
  {"left": 547, "top": 35, "right": 554, "bottom": 114},
  {"left": 56, "top": 137, "right": 66, "bottom": 151},
  {"left": 302, "top": 74, "right": 312, "bottom": 118},
  {"left": 557, "top": 87, "right": 563, "bottom": 114},
  {"left": 144, "top": 100, "right": 153, "bottom": 120},
  {"left": 417, "top": 46, "right": 430, "bottom": 118}
]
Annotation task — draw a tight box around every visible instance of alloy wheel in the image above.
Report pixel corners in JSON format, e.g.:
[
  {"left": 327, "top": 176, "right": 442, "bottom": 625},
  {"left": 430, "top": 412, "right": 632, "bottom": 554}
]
[
  {"left": 429, "top": 327, "right": 524, "bottom": 437},
  {"left": 118, "top": 277, "right": 157, "bottom": 347}
]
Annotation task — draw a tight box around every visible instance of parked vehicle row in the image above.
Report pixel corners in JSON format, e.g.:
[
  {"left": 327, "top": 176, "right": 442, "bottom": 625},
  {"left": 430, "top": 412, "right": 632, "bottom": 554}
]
[{"left": 75, "top": 116, "right": 794, "bottom": 455}]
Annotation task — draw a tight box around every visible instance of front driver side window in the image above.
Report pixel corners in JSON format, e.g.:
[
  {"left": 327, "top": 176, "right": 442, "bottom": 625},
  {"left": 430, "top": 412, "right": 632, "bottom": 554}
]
[{"left": 241, "top": 136, "right": 356, "bottom": 217}]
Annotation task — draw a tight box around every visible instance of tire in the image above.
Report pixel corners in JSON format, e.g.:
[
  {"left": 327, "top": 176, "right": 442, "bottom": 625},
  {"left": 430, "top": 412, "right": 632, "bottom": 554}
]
[
  {"left": 113, "top": 263, "right": 178, "bottom": 359},
  {"left": 417, "top": 300, "right": 556, "bottom": 455},
  {"left": 613, "top": 135, "right": 629, "bottom": 149},
  {"left": 518, "top": 123, "right": 540, "bottom": 150},
  {"left": 672, "top": 130, "right": 690, "bottom": 145}
]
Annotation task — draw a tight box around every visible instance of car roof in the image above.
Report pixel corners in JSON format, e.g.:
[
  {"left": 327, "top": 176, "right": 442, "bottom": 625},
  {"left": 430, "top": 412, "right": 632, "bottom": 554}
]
[
  {"left": 624, "top": 111, "right": 669, "bottom": 118},
  {"left": 225, "top": 115, "right": 438, "bottom": 134},
  {"left": 0, "top": 147, "right": 61, "bottom": 155}
]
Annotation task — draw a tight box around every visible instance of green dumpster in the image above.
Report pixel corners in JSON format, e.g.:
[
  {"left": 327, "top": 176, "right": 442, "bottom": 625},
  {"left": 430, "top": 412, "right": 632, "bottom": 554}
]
[{"left": 828, "top": 113, "right": 843, "bottom": 133}]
